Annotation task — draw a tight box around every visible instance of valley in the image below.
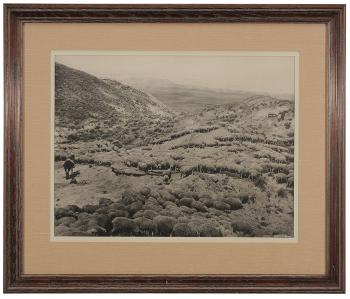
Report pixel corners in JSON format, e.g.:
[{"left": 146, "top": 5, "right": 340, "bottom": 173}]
[{"left": 54, "top": 62, "right": 295, "bottom": 238}]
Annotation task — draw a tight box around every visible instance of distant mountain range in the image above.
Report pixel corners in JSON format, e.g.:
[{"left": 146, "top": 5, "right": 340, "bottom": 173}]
[{"left": 118, "top": 77, "right": 257, "bottom": 113}]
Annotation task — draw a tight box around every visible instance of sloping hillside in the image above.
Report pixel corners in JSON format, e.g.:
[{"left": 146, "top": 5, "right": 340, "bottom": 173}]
[
  {"left": 204, "top": 95, "right": 295, "bottom": 139},
  {"left": 55, "top": 63, "right": 172, "bottom": 125}
]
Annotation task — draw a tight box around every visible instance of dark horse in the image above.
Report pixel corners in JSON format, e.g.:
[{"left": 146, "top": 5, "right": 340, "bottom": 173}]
[{"left": 63, "top": 156, "right": 75, "bottom": 179}]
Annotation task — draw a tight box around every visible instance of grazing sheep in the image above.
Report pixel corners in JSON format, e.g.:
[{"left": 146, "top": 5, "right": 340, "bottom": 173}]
[
  {"left": 201, "top": 197, "right": 214, "bottom": 208},
  {"left": 170, "top": 189, "right": 185, "bottom": 199},
  {"left": 93, "top": 213, "right": 115, "bottom": 231},
  {"left": 153, "top": 215, "right": 176, "bottom": 236},
  {"left": 55, "top": 216, "right": 77, "bottom": 227},
  {"left": 143, "top": 209, "right": 158, "bottom": 220},
  {"left": 139, "top": 186, "right": 151, "bottom": 197},
  {"left": 158, "top": 190, "right": 176, "bottom": 202},
  {"left": 231, "top": 221, "right": 253, "bottom": 236},
  {"left": 76, "top": 212, "right": 91, "bottom": 221},
  {"left": 180, "top": 166, "right": 194, "bottom": 178},
  {"left": 99, "top": 198, "right": 113, "bottom": 206},
  {"left": 160, "top": 206, "right": 182, "bottom": 218},
  {"left": 191, "top": 201, "right": 208, "bottom": 212},
  {"left": 198, "top": 223, "right": 223, "bottom": 237},
  {"left": 127, "top": 200, "right": 143, "bottom": 216},
  {"left": 111, "top": 217, "right": 139, "bottom": 236},
  {"left": 223, "top": 197, "right": 243, "bottom": 210},
  {"left": 109, "top": 209, "right": 129, "bottom": 218},
  {"left": 81, "top": 204, "right": 99, "bottom": 214},
  {"left": 179, "top": 206, "right": 196, "bottom": 215},
  {"left": 109, "top": 202, "right": 127, "bottom": 211},
  {"left": 133, "top": 217, "right": 156, "bottom": 235},
  {"left": 213, "top": 201, "right": 230, "bottom": 211},
  {"left": 182, "top": 191, "right": 195, "bottom": 199},
  {"left": 238, "top": 192, "right": 250, "bottom": 204},
  {"left": 55, "top": 207, "right": 76, "bottom": 220},
  {"left": 172, "top": 223, "right": 198, "bottom": 237},
  {"left": 86, "top": 226, "right": 107, "bottom": 236},
  {"left": 66, "top": 204, "right": 82, "bottom": 213},
  {"left": 178, "top": 197, "right": 193, "bottom": 208},
  {"left": 68, "top": 213, "right": 106, "bottom": 235},
  {"left": 96, "top": 205, "right": 111, "bottom": 213},
  {"left": 121, "top": 190, "right": 146, "bottom": 205}
]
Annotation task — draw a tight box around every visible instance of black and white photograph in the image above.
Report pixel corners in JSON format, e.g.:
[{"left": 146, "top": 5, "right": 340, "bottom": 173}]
[{"left": 53, "top": 52, "right": 298, "bottom": 239}]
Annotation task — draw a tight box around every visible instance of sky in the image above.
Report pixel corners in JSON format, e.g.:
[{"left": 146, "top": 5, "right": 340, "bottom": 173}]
[{"left": 55, "top": 53, "right": 296, "bottom": 96}]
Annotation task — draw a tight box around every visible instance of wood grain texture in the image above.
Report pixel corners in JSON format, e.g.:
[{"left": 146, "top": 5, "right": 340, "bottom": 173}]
[{"left": 3, "top": 4, "right": 346, "bottom": 293}]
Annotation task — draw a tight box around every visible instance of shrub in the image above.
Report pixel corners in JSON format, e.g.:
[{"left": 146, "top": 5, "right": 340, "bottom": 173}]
[
  {"left": 254, "top": 175, "right": 266, "bottom": 190},
  {"left": 275, "top": 173, "right": 288, "bottom": 184},
  {"left": 277, "top": 188, "right": 287, "bottom": 198}
]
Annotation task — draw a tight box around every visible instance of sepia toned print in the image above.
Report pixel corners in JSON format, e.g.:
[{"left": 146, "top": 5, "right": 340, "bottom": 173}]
[{"left": 52, "top": 52, "right": 298, "bottom": 240}]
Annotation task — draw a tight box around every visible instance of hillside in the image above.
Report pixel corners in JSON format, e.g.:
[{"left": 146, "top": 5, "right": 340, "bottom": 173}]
[
  {"left": 55, "top": 63, "right": 172, "bottom": 125},
  {"left": 54, "top": 66, "right": 295, "bottom": 238}
]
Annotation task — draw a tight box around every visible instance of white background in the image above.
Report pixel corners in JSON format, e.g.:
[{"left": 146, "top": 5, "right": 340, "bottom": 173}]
[{"left": 0, "top": 0, "right": 348, "bottom": 297}]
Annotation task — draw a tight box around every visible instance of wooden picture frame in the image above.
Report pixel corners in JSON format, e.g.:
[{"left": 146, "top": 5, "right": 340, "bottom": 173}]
[{"left": 3, "top": 4, "right": 345, "bottom": 293}]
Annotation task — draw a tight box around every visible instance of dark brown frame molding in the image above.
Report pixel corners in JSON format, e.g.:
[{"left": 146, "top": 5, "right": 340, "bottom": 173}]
[{"left": 3, "top": 4, "right": 346, "bottom": 293}]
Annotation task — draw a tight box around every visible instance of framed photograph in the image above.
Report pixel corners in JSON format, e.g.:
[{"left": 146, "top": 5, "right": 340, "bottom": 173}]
[{"left": 4, "top": 4, "right": 345, "bottom": 293}]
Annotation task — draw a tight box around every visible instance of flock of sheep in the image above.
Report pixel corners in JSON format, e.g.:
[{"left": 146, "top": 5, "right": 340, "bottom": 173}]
[{"left": 55, "top": 186, "right": 257, "bottom": 237}]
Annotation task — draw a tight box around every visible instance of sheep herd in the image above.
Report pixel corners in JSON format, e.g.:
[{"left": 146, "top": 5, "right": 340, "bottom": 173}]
[{"left": 55, "top": 186, "right": 258, "bottom": 237}]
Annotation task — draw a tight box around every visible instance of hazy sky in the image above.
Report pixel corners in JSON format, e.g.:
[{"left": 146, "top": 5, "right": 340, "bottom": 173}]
[{"left": 55, "top": 53, "right": 295, "bottom": 95}]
